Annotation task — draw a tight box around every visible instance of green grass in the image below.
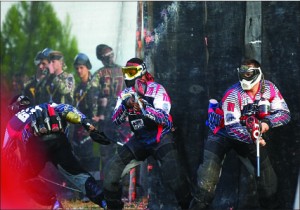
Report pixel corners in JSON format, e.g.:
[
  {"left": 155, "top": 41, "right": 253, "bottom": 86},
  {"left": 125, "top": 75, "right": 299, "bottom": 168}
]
[{"left": 61, "top": 198, "right": 149, "bottom": 209}]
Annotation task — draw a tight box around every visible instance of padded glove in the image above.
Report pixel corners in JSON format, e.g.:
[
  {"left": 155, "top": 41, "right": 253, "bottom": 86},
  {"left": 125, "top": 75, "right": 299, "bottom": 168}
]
[
  {"left": 121, "top": 93, "right": 135, "bottom": 108},
  {"left": 89, "top": 130, "right": 111, "bottom": 145}
]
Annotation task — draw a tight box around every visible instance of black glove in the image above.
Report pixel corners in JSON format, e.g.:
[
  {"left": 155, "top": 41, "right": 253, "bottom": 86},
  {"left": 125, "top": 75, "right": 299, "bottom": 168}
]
[
  {"left": 89, "top": 130, "right": 111, "bottom": 145},
  {"left": 82, "top": 118, "right": 93, "bottom": 130}
]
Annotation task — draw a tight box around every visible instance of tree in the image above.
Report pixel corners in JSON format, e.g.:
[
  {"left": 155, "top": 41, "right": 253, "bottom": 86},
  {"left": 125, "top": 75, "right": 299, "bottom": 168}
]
[{"left": 0, "top": 2, "right": 79, "bottom": 82}]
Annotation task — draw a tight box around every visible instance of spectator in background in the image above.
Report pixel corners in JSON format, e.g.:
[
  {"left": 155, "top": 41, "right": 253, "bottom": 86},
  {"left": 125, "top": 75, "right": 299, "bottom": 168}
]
[
  {"left": 91, "top": 44, "right": 132, "bottom": 186},
  {"left": 23, "top": 48, "right": 53, "bottom": 104},
  {"left": 38, "top": 50, "right": 75, "bottom": 105}
]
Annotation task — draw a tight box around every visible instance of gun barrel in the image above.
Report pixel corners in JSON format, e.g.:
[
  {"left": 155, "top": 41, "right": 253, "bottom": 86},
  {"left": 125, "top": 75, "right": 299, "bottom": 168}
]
[{"left": 256, "top": 138, "right": 260, "bottom": 177}]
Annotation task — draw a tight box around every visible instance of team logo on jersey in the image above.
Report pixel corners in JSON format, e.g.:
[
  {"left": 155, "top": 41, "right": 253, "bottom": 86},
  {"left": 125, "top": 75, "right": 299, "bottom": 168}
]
[
  {"left": 227, "top": 102, "right": 235, "bottom": 112},
  {"left": 131, "top": 119, "right": 144, "bottom": 130},
  {"left": 225, "top": 113, "right": 236, "bottom": 122}
]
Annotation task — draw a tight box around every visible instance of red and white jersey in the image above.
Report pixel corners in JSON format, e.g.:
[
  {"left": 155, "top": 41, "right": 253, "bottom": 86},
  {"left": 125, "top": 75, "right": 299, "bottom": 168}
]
[
  {"left": 112, "top": 81, "right": 172, "bottom": 144},
  {"left": 221, "top": 80, "right": 290, "bottom": 143}
]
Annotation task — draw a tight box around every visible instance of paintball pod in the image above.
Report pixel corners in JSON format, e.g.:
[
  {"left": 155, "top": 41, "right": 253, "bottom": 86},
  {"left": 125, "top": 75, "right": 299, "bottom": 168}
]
[
  {"left": 33, "top": 106, "right": 47, "bottom": 134},
  {"left": 257, "top": 98, "right": 270, "bottom": 119},
  {"left": 31, "top": 105, "right": 63, "bottom": 136},
  {"left": 246, "top": 116, "right": 262, "bottom": 177}
]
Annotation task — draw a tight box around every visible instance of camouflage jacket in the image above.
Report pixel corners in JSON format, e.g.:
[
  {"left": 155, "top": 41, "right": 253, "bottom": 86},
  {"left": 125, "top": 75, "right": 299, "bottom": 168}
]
[
  {"left": 37, "top": 71, "right": 75, "bottom": 104},
  {"left": 74, "top": 73, "right": 95, "bottom": 119},
  {"left": 23, "top": 76, "right": 38, "bottom": 104},
  {"left": 90, "top": 64, "right": 125, "bottom": 118}
]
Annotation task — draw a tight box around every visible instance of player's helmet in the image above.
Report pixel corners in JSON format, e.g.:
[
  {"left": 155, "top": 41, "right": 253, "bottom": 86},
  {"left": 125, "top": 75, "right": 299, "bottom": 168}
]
[
  {"left": 34, "top": 48, "right": 53, "bottom": 66},
  {"left": 96, "top": 44, "right": 113, "bottom": 60},
  {"left": 122, "top": 58, "right": 147, "bottom": 87},
  {"left": 73, "top": 53, "right": 92, "bottom": 70},
  {"left": 8, "top": 94, "right": 31, "bottom": 115},
  {"left": 237, "top": 65, "right": 262, "bottom": 90}
]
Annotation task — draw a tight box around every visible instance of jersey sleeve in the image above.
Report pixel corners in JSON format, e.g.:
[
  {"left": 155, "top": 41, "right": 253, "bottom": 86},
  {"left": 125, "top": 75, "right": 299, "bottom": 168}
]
[
  {"left": 53, "top": 103, "right": 87, "bottom": 122},
  {"left": 144, "top": 83, "right": 172, "bottom": 125},
  {"left": 264, "top": 82, "right": 291, "bottom": 128},
  {"left": 111, "top": 90, "right": 129, "bottom": 125},
  {"left": 222, "top": 89, "right": 253, "bottom": 144}
]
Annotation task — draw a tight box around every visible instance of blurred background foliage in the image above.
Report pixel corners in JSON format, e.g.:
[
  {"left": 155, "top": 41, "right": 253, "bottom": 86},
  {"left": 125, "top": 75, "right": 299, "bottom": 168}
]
[{"left": 1, "top": 1, "right": 79, "bottom": 84}]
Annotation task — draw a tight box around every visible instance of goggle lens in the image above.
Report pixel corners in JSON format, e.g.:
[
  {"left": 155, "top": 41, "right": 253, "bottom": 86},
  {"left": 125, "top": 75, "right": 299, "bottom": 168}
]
[
  {"left": 242, "top": 71, "right": 254, "bottom": 78},
  {"left": 122, "top": 66, "right": 142, "bottom": 77},
  {"left": 237, "top": 66, "right": 260, "bottom": 80}
]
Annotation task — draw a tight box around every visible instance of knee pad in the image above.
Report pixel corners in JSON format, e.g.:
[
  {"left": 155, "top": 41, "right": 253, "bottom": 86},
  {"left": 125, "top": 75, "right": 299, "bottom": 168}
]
[
  {"left": 197, "top": 150, "right": 222, "bottom": 189},
  {"left": 158, "top": 148, "right": 181, "bottom": 184},
  {"left": 103, "top": 148, "right": 133, "bottom": 192},
  {"left": 155, "top": 143, "right": 176, "bottom": 160},
  {"left": 117, "top": 144, "right": 135, "bottom": 165},
  {"left": 194, "top": 150, "right": 223, "bottom": 206}
]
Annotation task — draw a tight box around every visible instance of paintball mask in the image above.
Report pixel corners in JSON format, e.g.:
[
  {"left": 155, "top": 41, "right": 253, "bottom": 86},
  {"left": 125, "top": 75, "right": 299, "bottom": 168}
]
[
  {"left": 237, "top": 65, "right": 262, "bottom": 90},
  {"left": 122, "top": 62, "right": 147, "bottom": 87}
]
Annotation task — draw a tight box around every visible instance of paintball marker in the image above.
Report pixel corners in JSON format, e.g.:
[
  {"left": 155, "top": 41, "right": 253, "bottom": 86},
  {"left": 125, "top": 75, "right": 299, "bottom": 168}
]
[
  {"left": 80, "top": 135, "right": 124, "bottom": 147},
  {"left": 246, "top": 116, "right": 262, "bottom": 177},
  {"left": 134, "top": 78, "right": 148, "bottom": 115}
]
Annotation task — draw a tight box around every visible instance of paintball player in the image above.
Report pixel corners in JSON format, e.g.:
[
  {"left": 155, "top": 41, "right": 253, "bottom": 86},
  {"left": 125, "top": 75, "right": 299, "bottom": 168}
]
[
  {"left": 103, "top": 58, "right": 192, "bottom": 209},
  {"left": 38, "top": 50, "right": 75, "bottom": 104},
  {"left": 2, "top": 95, "right": 111, "bottom": 209},
  {"left": 23, "top": 48, "right": 53, "bottom": 104},
  {"left": 190, "top": 59, "right": 291, "bottom": 209},
  {"left": 91, "top": 44, "right": 132, "bottom": 185}
]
